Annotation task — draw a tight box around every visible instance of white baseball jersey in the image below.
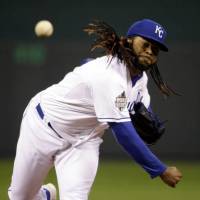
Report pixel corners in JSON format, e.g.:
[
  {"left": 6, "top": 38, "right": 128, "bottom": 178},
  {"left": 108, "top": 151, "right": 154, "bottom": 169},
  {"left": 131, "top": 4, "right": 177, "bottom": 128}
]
[
  {"left": 9, "top": 55, "right": 151, "bottom": 200},
  {"left": 38, "top": 55, "right": 150, "bottom": 139}
]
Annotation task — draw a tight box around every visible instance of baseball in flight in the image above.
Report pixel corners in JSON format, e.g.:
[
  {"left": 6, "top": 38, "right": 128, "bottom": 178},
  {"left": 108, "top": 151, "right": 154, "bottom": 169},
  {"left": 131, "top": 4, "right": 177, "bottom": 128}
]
[{"left": 34, "top": 20, "right": 54, "bottom": 37}]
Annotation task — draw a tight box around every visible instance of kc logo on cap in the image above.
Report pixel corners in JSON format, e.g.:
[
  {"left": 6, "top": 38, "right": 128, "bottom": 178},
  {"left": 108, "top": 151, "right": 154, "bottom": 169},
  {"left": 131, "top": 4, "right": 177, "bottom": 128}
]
[{"left": 155, "top": 25, "right": 164, "bottom": 38}]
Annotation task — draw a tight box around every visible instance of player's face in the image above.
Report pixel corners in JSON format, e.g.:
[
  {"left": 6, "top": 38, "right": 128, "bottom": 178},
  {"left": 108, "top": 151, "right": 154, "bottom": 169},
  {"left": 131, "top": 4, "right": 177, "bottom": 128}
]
[{"left": 130, "top": 36, "right": 159, "bottom": 67}]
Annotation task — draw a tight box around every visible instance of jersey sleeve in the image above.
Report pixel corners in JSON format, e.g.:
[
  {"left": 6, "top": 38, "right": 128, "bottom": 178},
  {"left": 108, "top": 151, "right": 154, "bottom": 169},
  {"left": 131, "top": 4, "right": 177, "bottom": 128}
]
[{"left": 91, "top": 74, "right": 131, "bottom": 123}]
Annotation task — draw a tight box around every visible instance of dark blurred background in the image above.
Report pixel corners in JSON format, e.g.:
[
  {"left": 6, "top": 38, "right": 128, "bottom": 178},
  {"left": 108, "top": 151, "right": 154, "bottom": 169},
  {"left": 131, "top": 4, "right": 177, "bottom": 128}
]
[{"left": 0, "top": 0, "right": 199, "bottom": 160}]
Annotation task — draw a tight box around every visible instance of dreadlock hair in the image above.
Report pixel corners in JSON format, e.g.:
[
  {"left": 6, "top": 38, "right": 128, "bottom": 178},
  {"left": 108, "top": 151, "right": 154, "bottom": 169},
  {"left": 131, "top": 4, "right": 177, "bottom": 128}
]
[
  {"left": 149, "top": 63, "right": 180, "bottom": 96},
  {"left": 83, "top": 20, "right": 179, "bottom": 97},
  {"left": 83, "top": 20, "right": 136, "bottom": 71}
]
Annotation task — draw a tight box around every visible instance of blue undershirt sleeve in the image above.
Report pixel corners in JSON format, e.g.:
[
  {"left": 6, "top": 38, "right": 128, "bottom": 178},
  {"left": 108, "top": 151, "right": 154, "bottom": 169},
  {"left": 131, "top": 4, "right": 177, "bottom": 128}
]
[{"left": 109, "top": 121, "right": 167, "bottom": 178}]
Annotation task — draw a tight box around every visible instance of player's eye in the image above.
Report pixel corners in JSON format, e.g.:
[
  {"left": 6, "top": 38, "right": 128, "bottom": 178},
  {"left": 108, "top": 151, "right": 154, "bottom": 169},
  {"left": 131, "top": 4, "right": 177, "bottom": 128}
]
[{"left": 143, "top": 42, "right": 150, "bottom": 49}]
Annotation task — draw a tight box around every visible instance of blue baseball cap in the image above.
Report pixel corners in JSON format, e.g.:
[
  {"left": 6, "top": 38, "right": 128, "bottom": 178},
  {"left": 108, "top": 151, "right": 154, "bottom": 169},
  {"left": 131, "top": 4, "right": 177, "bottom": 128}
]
[{"left": 126, "top": 19, "right": 168, "bottom": 51}]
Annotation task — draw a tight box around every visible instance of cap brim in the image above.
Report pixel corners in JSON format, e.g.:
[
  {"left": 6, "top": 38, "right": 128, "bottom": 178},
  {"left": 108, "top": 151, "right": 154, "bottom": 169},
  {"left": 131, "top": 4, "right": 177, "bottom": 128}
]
[
  {"left": 142, "top": 36, "right": 168, "bottom": 52},
  {"left": 154, "top": 41, "right": 168, "bottom": 52},
  {"left": 129, "top": 34, "right": 168, "bottom": 52}
]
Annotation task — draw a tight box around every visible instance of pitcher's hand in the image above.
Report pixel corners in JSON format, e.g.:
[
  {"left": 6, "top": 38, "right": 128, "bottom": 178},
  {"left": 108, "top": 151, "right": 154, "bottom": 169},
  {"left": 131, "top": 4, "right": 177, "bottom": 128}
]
[{"left": 160, "top": 166, "right": 182, "bottom": 188}]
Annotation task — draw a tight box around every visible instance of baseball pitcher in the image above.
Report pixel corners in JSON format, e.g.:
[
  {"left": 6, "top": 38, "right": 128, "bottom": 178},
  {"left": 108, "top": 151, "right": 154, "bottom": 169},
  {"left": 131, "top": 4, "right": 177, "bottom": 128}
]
[{"left": 8, "top": 19, "right": 182, "bottom": 200}]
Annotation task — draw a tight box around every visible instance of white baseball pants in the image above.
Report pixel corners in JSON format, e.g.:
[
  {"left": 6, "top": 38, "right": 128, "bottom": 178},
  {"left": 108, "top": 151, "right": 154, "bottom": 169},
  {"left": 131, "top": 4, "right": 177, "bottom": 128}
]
[{"left": 8, "top": 98, "right": 103, "bottom": 200}]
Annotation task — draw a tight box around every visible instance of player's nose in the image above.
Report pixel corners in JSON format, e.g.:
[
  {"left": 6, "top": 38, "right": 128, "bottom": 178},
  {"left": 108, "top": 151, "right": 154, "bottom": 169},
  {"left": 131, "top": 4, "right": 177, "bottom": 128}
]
[{"left": 145, "top": 46, "right": 153, "bottom": 55}]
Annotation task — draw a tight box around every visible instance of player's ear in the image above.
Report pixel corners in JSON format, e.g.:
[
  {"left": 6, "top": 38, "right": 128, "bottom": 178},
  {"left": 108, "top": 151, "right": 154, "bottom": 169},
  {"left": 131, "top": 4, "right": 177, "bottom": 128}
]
[
  {"left": 126, "top": 38, "right": 134, "bottom": 50},
  {"left": 127, "top": 38, "right": 133, "bottom": 44}
]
